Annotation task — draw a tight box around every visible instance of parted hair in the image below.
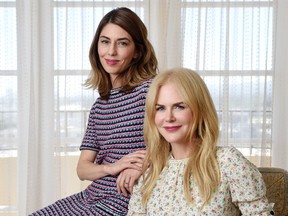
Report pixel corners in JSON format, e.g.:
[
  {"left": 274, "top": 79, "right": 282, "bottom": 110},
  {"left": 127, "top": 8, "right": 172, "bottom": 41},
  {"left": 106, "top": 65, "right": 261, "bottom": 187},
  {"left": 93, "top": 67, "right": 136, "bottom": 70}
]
[
  {"left": 85, "top": 7, "right": 158, "bottom": 100},
  {"left": 142, "top": 67, "right": 220, "bottom": 207}
]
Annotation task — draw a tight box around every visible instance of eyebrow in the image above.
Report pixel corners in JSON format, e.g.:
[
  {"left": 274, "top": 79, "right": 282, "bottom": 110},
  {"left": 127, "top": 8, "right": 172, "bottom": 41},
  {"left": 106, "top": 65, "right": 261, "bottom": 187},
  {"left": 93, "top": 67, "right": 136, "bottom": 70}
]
[
  {"left": 155, "top": 102, "right": 185, "bottom": 106},
  {"left": 99, "top": 35, "right": 131, "bottom": 41}
]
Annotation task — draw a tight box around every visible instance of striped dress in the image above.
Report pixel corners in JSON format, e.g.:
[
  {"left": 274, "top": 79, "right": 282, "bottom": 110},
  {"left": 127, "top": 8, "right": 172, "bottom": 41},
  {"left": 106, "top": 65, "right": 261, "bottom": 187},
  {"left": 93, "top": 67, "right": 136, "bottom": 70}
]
[{"left": 30, "top": 79, "right": 152, "bottom": 216}]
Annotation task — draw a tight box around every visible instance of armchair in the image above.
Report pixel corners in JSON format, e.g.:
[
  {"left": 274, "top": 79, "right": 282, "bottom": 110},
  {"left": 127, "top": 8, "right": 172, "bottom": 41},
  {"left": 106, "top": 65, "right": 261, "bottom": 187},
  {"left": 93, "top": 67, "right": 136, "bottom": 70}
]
[{"left": 258, "top": 167, "right": 288, "bottom": 216}]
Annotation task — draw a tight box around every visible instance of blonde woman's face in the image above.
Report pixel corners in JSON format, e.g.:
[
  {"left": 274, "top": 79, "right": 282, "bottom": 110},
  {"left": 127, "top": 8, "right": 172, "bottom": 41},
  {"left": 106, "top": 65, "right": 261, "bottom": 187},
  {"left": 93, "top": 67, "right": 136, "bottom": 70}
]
[
  {"left": 154, "top": 82, "right": 194, "bottom": 147},
  {"left": 98, "top": 23, "right": 138, "bottom": 87}
]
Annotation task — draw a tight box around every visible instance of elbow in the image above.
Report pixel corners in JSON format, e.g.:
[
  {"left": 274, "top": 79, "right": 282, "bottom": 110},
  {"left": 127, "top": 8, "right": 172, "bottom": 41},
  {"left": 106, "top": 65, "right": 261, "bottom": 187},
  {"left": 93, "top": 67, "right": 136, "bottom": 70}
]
[
  {"left": 78, "top": 174, "right": 85, "bottom": 181},
  {"left": 76, "top": 165, "right": 85, "bottom": 181}
]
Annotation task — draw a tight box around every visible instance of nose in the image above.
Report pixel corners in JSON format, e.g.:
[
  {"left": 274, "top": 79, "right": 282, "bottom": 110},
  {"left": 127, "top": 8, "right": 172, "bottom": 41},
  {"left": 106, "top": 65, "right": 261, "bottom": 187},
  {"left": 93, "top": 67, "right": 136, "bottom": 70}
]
[
  {"left": 165, "top": 109, "right": 175, "bottom": 122},
  {"left": 108, "top": 43, "right": 117, "bottom": 56}
]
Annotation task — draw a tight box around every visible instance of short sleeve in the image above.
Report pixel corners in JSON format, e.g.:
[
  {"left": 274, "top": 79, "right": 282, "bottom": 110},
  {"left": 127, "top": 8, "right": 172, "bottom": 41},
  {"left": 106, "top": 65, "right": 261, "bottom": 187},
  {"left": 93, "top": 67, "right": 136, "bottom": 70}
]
[
  {"left": 127, "top": 177, "right": 146, "bottom": 215},
  {"left": 219, "top": 147, "right": 271, "bottom": 215},
  {"left": 80, "top": 101, "right": 99, "bottom": 152}
]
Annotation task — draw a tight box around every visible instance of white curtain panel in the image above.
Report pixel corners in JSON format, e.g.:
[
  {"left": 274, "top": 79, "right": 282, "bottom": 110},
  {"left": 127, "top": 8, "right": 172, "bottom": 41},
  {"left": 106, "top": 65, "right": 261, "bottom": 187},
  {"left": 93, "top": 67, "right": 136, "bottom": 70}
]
[
  {"left": 151, "top": 0, "right": 276, "bottom": 166},
  {"left": 272, "top": 0, "right": 288, "bottom": 171},
  {"left": 16, "top": 0, "right": 58, "bottom": 214},
  {"left": 0, "top": 0, "right": 287, "bottom": 215}
]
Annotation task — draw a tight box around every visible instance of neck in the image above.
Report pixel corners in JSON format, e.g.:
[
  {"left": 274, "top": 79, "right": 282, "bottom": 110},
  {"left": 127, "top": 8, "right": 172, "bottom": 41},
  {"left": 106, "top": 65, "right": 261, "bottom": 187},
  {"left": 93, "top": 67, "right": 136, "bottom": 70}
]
[
  {"left": 171, "top": 144, "right": 192, "bottom": 160},
  {"left": 111, "top": 76, "right": 123, "bottom": 89}
]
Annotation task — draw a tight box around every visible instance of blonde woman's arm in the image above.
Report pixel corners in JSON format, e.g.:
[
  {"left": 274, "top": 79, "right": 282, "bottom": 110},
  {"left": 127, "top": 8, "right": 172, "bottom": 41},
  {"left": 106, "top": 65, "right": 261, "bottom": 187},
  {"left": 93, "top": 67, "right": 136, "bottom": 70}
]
[
  {"left": 126, "top": 176, "right": 147, "bottom": 215},
  {"left": 223, "top": 147, "right": 273, "bottom": 215}
]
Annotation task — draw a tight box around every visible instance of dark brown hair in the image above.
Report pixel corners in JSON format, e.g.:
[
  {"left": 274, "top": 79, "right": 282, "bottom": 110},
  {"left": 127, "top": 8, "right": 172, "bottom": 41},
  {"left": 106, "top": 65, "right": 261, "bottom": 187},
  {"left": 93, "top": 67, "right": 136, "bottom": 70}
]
[{"left": 85, "top": 7, "right": 158, "bottom": 99}]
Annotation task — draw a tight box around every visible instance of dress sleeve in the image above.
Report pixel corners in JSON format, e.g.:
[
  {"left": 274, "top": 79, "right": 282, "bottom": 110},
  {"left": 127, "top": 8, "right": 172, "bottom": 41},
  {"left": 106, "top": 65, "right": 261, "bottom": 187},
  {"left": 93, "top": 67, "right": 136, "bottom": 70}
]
[
  {"left": 80, "top": 101, "right": 99, "bottom": 152},
  {"left": 221, "top": 147, "right": 272, "bottom": 216},
  {"left": 127, "top": 177, "right": 147, "bottom": 215}
]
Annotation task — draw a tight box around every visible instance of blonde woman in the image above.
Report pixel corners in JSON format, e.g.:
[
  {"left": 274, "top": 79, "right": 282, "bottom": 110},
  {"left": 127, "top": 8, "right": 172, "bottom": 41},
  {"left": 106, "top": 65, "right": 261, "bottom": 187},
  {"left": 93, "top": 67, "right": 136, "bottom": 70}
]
[{"left": 128, "top": 68, "right": 272, "bottom": 215}]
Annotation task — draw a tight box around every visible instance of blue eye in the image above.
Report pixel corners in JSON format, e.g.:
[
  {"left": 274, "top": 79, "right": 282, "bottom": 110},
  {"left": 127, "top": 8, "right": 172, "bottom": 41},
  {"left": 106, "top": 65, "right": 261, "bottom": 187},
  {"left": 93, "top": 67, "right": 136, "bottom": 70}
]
[
  {"left": 173, "top": 103, "right": 187, "bottom": 110},
  {"left": 155, "top": 106, "right": 165, "bottom": 111}
]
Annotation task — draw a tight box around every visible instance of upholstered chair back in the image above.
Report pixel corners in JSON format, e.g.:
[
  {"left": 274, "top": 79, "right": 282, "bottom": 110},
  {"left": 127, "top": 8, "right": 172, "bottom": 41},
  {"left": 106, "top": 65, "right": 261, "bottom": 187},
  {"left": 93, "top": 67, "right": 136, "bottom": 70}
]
[{"left": 258, "top": 167, "right": 288, "bottom": 216}]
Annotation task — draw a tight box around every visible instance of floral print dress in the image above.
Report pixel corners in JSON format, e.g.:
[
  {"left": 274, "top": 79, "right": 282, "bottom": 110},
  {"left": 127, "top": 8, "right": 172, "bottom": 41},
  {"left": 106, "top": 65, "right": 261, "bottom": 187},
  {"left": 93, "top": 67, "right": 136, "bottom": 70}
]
[{"left": 127, "top": 146, "right": 273, "bottom": 216}]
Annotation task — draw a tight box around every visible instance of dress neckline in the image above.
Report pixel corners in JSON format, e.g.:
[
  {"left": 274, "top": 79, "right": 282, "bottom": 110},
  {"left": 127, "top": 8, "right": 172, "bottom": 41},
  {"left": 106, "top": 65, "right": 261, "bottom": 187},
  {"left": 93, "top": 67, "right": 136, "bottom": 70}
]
[{"left": 169, "top": 153, "right": 189, "bottom": 162}]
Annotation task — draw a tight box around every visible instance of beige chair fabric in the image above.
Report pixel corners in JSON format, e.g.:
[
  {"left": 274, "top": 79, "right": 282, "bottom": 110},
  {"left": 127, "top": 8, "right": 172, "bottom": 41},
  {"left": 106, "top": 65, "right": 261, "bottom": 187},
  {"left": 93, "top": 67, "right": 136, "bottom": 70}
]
[{"left": 258, "top": 167, "right": 288, "bottom": 216}]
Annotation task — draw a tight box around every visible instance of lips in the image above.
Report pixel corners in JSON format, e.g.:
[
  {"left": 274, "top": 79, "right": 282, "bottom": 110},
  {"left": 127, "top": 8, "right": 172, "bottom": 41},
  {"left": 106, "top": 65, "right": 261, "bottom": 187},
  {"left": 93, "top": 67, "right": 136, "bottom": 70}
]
[
  {"left": 163, "top": 126, "right": 181, "bottom": 132},
  {"left": 105, "top": 59, "right": 119, "bottom": 65}
]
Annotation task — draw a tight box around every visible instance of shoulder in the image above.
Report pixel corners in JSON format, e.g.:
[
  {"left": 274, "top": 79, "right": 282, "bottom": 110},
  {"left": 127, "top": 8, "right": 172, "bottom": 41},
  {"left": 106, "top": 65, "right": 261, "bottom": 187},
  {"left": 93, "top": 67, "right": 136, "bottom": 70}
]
[
  {"left": 217, "top": 146, "right": 261, "bottom": 179},
  {"left": 130, "top": 78, "right": 154, "bottom": 98},
  {"left": 136, "top": 78, "right": 154, "bottom": 91},
  {"left": 216, "top": 146, "right": 259, "bottom": 174},
  {"left": 88, "top": 96, "right": 102, "bottom": 110},
  {"left": 216, "top": 146, "right": 248, "bottom": 163},
  {"left": 216, "top": 147, "right": 270, "bottom": 213}
]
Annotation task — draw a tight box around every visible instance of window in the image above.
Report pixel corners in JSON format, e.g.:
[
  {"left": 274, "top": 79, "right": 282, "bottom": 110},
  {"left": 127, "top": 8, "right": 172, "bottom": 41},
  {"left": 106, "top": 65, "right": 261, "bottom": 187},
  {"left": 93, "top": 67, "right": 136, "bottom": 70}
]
[
  {"left": 0, "top": 0, "right": 17, "bottom": 156},
  {"left": 53, "top": 1, "right": 147, "bottom": 153},
  {"left": 0, "top": 1, "right": 148, "bottom": 214},
  {"left": 0, "top": 0, "right": 278, "bottom": 214},
  {"left": 181, "top": 0, "right": 275, "bottom": 160},
  {"left": 0, "top": 0, "right": 147, "bottom": 155}
]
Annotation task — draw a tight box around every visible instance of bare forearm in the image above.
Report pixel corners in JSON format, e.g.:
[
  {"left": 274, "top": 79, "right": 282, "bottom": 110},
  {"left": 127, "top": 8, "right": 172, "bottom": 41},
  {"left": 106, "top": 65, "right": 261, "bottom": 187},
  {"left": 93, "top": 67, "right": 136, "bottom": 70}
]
[
  {"left": 77, "top": 161, "right": 111, "bottom": 181},
  {"left": 76, "top": 149, "right": 146, "bottom": 182}
]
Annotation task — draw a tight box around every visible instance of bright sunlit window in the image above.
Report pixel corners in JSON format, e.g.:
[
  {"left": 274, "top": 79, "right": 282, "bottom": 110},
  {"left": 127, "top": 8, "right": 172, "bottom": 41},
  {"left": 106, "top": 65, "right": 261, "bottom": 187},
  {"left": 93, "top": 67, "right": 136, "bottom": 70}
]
[
  {"left": 0, "top": 0, "right": 277, "bottom": 214},
  {"left": 181, "top": 0, "right": 274, "bottom": 158}
]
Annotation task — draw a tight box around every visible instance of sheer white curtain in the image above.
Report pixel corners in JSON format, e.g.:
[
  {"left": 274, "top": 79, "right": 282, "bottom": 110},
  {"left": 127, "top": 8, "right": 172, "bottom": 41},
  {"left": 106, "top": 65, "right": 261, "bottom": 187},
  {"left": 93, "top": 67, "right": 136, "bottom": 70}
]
[
  {"left": 17, "top": 0, "right": 56, "bottom": 214},
  {"left": 16, "top": 1, "right": 148, "bottom": 215},
  {"left": 151, "top": 0, "right": 276, "bottom": 167},
  {"left": 0, "top": 0, "right": 287, "bottom": 215}
]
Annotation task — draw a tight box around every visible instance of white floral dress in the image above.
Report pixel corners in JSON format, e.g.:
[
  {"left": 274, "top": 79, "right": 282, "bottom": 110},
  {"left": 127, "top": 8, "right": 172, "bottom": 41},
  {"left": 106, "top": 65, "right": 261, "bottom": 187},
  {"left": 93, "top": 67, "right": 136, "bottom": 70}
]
[{"left": 127, "top": 146, "right": 272, "bottom": 216}]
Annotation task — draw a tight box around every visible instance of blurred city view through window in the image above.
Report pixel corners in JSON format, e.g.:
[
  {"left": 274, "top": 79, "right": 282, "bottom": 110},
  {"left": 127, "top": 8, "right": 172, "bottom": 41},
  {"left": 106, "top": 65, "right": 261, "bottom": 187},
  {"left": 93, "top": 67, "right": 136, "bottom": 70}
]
[{"left": 0, "top": 0, "right": 274, "bottom": 158}]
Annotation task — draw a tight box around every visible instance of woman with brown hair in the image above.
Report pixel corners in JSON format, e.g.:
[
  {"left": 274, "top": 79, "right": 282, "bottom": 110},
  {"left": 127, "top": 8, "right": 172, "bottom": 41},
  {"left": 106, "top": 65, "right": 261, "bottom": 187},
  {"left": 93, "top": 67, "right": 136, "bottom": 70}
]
[{"left": 30, "top": 7, "right": 157, "bottom": 216}]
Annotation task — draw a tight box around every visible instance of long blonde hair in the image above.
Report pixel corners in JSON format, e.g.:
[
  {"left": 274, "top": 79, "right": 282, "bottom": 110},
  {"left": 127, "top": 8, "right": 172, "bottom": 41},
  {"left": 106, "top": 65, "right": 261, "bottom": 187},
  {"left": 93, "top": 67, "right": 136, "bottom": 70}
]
[{"left": 142, "top": 68, "right": 220, "bottom": 207}]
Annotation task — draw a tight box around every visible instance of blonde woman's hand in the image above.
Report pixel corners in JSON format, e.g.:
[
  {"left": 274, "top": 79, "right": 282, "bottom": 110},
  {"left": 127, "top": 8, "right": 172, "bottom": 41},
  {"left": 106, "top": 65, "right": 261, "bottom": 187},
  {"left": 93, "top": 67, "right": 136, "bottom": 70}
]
[{"left": 116, "top": 168, "right": 142, "bottom": 196}]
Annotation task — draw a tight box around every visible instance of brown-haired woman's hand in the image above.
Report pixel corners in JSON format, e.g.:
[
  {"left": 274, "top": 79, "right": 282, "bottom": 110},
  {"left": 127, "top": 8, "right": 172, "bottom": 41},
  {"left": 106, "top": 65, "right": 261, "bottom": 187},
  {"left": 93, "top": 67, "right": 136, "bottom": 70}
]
[{"left": 107, "top": 150, "right": 146, "bottom": 175}]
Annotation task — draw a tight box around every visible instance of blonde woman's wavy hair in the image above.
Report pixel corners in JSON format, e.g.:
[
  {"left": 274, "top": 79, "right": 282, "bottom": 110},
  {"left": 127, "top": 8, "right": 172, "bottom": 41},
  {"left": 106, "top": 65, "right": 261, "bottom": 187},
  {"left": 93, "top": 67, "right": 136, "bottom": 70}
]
[{"left": 141, "top": 67, "right": 220, "bottom": 207}]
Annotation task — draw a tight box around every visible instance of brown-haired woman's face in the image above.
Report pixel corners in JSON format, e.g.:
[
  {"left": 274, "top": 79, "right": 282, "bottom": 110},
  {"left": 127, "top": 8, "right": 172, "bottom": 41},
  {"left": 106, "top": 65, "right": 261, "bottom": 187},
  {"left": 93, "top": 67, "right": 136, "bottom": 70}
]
[{"left": 98, "top": 23, "right": 138, "bottom": 87}]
